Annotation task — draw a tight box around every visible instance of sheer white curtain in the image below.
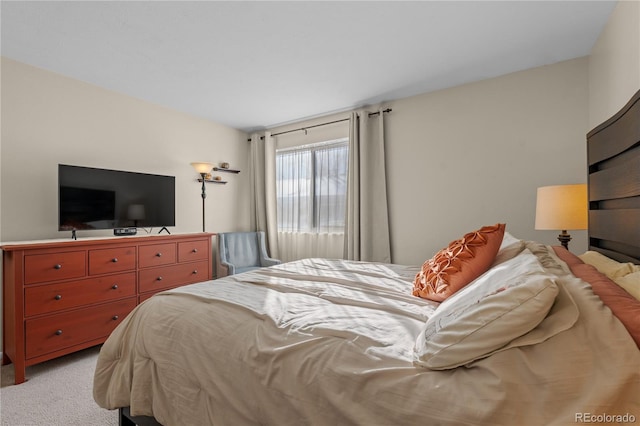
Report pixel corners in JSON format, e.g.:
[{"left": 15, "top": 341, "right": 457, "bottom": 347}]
[
  {"left": 277, "top": 232, "right": 345, "bottom": 262},
  {"left": 249, "top": 132, "right": 279, "bottom": 258},
  {"left": 276, "top": 140, "right": 347, "bottom": 262},
  {"left": 344, "top": 110, "right": 391, "bottom": 262}
]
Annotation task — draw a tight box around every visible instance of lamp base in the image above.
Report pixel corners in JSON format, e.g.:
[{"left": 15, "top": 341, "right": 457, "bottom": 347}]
[
  {"left": 200, "top": 173, "right": 207, "bottom": 233},
  {"left": 557, "top": 230, "right": 571, "bottom": 250}
]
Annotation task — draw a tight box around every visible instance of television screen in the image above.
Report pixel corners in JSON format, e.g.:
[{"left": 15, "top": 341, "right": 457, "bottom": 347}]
[{"left": 58, "top": 164, "right": 175, "bottom": 231}]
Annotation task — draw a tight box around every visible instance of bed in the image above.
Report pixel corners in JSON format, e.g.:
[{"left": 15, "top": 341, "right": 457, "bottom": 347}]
[{"left": 93, "top": 90, "right": 640, "bottom": 426}]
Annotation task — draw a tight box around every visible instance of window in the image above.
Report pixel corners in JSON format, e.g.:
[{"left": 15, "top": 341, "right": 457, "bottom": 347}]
[{"left": 276, "top": 138, "right": 349, "bottom": 233}]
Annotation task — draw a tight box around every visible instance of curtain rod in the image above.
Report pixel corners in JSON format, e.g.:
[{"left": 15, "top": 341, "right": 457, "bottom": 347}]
[{"left": 247, "top": 108, "right": 392, "bottom": 141}]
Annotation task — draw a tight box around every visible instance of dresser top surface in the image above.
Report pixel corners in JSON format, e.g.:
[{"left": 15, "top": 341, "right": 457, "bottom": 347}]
[{"left": 1, "top": 232, "right": 215, "bottom": 251}]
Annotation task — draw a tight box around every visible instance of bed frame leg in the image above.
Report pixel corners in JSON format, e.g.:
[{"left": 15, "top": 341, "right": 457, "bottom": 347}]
[
  {"left": 119, "top": 407, "right": 163, "bottom": 426},
  {"left": 119, "top": 408, "right": 136, "bottom": 426}
]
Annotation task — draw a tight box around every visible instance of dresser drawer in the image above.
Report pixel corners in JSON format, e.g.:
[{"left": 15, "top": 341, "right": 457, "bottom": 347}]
[
  {"left": 25, "top": 298, "right": 136, "bottom": 359},
  {"left": 178, "top": 239, "right": 209, "bottom": 263},
  {"left": 139, "top": 260, "right": 210, "bottom": 294},
  {"left": 25, "top": 272, "right": 136, "bottom": 317},
  {"left": 24, "top": 251, "right": 86, "bottom": 285},
  {"left": 139, "top": 243, "right": 176, "bottom": 268},
  {"left": 89, "top": 246, "right": 136, "bottom": 275}
]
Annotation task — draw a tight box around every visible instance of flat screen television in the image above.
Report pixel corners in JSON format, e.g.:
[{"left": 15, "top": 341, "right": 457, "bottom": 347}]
[{"left": 58, "top": 164, "right": 175, "bottom": 232}]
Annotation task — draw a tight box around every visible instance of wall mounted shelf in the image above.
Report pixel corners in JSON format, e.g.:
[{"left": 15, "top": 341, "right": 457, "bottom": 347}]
[
  {"left": 198, "top": 179, "right": 227, "bottom": 185},
  {"left": 213, "top": 167, "right": 241, "bottom": 174}
]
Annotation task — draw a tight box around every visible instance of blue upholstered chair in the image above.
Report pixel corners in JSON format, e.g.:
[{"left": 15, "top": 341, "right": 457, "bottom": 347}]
[{"left": 216, "top": 231, "right": 281, "bottom": 277}]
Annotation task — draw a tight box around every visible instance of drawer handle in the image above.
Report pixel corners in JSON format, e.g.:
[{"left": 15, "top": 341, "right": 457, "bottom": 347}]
[
  {"left": 54, "top": 264, "right": 62, "bottom": 270},
  {"left": 192, "top": 248, "right": 198, "bottom": 253},
  {"left": 156, "top": 252, "right": 162, "bottom": 257},
  {"left": 192, "top": 270, "right": 198, "bottom": 275},
  {"left": 156, "top": 276, "right": 163, "bottom": 281},
  {"left": 112, "top": 315, "right": 119, "bottom": 321},
  {"left": 54, "top": 294, "right": 62, "bottom": 301},
  {"left": 111, "top": 284, "right": 119, "bottom": 290},
  {"left": 112, "top": 258, "right": 118, "bottom": 263},
  {"left": 55, "top": 329, "right": 63, "bottom": 336}
]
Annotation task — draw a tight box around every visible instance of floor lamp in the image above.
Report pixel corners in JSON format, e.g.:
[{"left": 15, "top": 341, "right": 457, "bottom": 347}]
[
  {"left": 191, "top": 162, "right": 213, "bottom": 232},
  {"left": 535, "top": 183, "right": 588, "bottom": 250}
]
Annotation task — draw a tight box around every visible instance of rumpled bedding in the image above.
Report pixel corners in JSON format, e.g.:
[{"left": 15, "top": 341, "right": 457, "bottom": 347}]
[{"left": 94, "top": 243, "right": 640, "bottom": 426}]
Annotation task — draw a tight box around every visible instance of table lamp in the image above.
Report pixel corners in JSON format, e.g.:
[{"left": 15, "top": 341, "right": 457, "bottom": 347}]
[{"left": 535, "top": 183, "right": 588, "bottom": 250}]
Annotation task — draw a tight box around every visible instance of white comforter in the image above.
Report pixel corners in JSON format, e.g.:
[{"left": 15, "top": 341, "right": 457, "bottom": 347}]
[{"left": 94, "top": 245, "right": 640, "bottom": 426}]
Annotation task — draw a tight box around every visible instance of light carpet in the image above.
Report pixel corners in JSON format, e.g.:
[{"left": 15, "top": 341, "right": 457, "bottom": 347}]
[{"left": 0, "top": 346, "right": 117, "bottom": 426}]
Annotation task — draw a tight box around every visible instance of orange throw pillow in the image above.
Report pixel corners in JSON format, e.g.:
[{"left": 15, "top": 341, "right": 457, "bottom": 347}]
[{"left": 413, "top": 223, "right": 506, "bottom": 302}]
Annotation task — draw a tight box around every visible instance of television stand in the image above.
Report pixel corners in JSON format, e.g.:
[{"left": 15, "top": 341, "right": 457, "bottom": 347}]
[
  {"left": 1, "top": 232, "right": 214, "bottom": 384},
  {"left": 158, "top": 226, "right": 171, "bottom": 235}
]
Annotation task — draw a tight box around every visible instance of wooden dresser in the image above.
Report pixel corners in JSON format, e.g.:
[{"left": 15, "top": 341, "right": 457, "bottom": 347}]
[{"left": 2, "top": 232, "right": 213, "bottom": 384}]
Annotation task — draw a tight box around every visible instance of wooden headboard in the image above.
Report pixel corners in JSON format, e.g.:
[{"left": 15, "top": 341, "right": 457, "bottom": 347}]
[{"left": 586, "top": 89, "right": 640, "bottom": 264}]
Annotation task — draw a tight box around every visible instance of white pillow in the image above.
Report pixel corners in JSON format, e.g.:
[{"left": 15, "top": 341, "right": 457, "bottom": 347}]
[
  {"left": 578, "top": 251, "right": 638, "bottom": 280},
  {"left": 414, "top": 249, "right": 558, "bottom": 370},
  {"left": 499, "top": 231, "right": 520, "bottom": 250},
  {"left": 614, "top": 271, "right": 640, "bottom": 301},
  {"left": 492, "top": 231, "right": 525, "bottom": 266}
]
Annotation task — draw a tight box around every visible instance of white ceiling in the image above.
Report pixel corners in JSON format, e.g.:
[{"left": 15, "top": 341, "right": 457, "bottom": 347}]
[{"left": 1, "top": 1, "right": 616, "bottom": 133}]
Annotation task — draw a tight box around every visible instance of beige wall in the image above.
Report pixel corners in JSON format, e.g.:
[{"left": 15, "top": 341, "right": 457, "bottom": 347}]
[
  {"left": 261, "top": 58, "right": 592, "bottom": 265},
  {"left": 588, "top": 0, "right": 640, "bottom": 128},
  {"left": 0, "top": 58, "right": 252, "bottom": 243},
  {"left": 0, "top": 58, "right": 252, "bottom": 349},
  {"left": 385, "top": 58, "right": 589, "bottom": 265}
]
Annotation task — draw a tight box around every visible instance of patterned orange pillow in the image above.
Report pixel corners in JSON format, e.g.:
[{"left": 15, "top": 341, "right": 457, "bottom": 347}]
[{"left": 413, "top": 224, "right": 506, "bottom": 302}]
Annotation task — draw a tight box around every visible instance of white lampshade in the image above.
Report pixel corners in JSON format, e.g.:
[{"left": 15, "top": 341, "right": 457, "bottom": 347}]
[
  {"left": 190, "top": 162, "right": 213, "bottom": 174},
  {"left": 535, "top": 184, "right": 588, "bottom": 231}
]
